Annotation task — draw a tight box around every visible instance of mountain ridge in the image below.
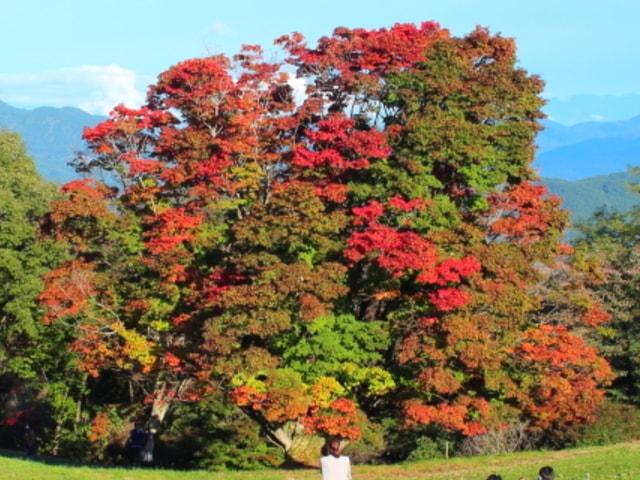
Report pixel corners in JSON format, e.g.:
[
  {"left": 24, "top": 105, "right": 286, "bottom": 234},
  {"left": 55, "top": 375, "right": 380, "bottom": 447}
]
[{"left": 0, "top": 100, "right": 105, "bottom": 183}]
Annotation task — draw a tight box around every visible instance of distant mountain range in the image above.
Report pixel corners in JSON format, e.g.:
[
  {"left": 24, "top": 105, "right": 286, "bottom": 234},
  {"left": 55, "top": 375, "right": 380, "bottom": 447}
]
[
  {"left": 544, "top": 172, "right": 640, "bottom": 223},
  {"left": 535, "top": 115, "right": 640, "bottom": 180},
  {"left": 0, "top": 99, "right": 639, "bottom": 225},
  {"left": 0, "top": 100, "right": 104, "bottom": 183}
]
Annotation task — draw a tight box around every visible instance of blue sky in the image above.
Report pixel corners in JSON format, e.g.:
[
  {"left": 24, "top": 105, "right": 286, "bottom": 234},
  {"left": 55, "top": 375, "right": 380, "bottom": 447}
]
[{"left": 1, "top": 0, "right": 637, "bottom": 116}]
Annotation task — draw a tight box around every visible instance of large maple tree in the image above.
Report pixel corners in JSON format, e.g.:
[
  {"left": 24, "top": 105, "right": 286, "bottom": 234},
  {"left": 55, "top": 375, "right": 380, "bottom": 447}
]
[{"left": 41, "top": 22, "right": 612, "bottom": 464}]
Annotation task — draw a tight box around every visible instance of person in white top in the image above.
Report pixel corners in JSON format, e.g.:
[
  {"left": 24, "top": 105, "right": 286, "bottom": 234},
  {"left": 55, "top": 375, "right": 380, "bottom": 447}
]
[{"left": 320, "top": 438, "right": 352, "bottom": 480}]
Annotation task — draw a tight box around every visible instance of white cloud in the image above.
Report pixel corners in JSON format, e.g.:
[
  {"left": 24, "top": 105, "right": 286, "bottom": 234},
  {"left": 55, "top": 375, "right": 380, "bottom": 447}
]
[
  {"left": 588, "top": 114, "right": 606, "bottom": 122},
  {"left": 0, "top": 65, "right": 145, "bottom": 115},
  {"left": 209, "top": 20, "right": 231, "bottom": 36},
  {"left": 286, "top": 73, "right": 307, "bottom": 106}
]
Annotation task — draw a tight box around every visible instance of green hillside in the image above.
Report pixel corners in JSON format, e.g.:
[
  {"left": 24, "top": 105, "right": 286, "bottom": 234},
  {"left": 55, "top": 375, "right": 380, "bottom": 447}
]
[
  {"left": 1, "top": 442, "right": 639, "bottom": 480},
  {"left": 542, "top": 172, "right": 640, "bottom": 223}
]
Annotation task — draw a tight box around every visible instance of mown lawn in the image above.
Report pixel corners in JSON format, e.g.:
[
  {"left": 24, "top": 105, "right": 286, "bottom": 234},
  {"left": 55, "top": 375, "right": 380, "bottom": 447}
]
[{"left": 1, "top": 441, "right": 639, "bottom": 480}]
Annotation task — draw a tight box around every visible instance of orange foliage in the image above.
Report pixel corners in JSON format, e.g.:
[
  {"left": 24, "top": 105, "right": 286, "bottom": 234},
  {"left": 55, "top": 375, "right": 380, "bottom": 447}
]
[
  {"left": 511, "top": 325, "right": 614, "bottom": 430},
  {"left": 490, "top": 182, "right": 567, "bottom": 244},
  {"left": 39, "top": 261, "right": 95, "bottom": 324},
  {"left": 88, "top": 412, "right": 111, "bottom": 442}
]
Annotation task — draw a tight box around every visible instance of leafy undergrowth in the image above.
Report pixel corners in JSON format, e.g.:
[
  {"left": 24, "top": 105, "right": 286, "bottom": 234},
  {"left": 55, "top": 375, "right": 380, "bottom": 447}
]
[{"left": 1, "top": 442, "right": 640, "bottom": 480}]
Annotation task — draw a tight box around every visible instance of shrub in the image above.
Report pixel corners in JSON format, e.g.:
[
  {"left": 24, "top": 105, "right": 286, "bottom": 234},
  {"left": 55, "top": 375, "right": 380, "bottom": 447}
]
[
  {"left": 457, "top": 422, "right": 540, "bottom": 456},
  {"left": 567, "top": 401, "right": 640, "bottom": 447},
  {"left": 406, "top": 436, "right": 450, "bottom": 461}
]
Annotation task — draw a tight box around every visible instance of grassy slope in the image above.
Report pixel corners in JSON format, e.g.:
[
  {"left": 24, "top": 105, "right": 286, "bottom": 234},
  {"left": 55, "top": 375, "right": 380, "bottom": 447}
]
[{"left": 1, "top": 442, "right": 639, "bottom": 480}]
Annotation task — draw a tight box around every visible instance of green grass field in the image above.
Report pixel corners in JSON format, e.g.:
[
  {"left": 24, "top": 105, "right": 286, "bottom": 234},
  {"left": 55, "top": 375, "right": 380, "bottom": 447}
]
[{"left": 1, "top": 441, "right": 639, "bottom": 480}]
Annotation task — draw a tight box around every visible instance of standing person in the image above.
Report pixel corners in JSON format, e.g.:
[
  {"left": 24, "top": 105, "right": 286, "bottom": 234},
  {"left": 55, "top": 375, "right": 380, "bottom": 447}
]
[
  {"left": 24, "top": 424, "right": 37, "bottom": 458},
  {"left": 320, "top": 438, "right": 352, "bottom": 480},
  {"left": 126, "top": 422, "right": 147, "bottom": 466},
  {"left": 140, "top": 427, "right": 155, "bottom": 467},
  {"left": 538, "top": 466, "right": 555, "bottom": 480}
]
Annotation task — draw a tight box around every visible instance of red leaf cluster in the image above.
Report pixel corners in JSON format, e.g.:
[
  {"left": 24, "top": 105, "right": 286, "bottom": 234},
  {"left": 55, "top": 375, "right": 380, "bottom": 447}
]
[
  {"left": 39, "top": 261, "right": 95, "bottom": 324},
  {"left": 277, "top": 22, "right": 448, "bottom": 88},
  {"left": 404, "top": 398, "right": 488, "bottom": 436},
  {"left": 293, "top": 114, "right": 390, "bottom": 172},
  {"left": 144, "top": 207, "right": 204, "bottom": 255},
  {"left": 427, "top": 287, "right": 472, "bottom": 312},
  {"left": 304, "top": 398, "right": 361, "bottom": 440},
  {"left": 490, "top": 182, "right": 565, "bottom": 244},
  {"left": 581, "top": 303, "right": 610, "bottom": 327}
]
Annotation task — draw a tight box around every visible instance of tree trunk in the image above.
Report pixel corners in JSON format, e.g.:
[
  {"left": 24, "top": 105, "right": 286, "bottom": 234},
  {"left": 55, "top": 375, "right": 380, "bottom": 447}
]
[
  {"left": 270, "top": 421, "right": 325, "bottom": 467},
  {"left": 286, "top": 433, "right": 326, "bottom": 467}
]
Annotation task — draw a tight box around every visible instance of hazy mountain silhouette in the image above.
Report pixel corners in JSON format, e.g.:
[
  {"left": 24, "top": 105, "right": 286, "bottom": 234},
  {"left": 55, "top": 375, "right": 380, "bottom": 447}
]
[
  {"left": 0, "top": 100, "right": 104, "bottom": 183},
  {"left": 535, "top": 116, "right": 640, "bottom": 180}
]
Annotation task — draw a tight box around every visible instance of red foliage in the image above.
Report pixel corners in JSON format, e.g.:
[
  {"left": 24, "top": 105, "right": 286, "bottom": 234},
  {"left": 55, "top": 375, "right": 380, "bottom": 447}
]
[
  {"left": 435, "top": 256, "right": 482, "bottom": 285},
  {"left": 427, "top": 287, "right": 472, "bottom": 311},
  {"left": 314, "top": 182, "right": 350, "bottom": 203},
  {"left": 388, "top": 195, "right": 426, "bottom": 212},
  {"left": 144, "top": 207, "right": 204, "bottom": 255},
  {"left": 201, "top": 269, "right": 248, "bottom": 305},
  {"left": 60, "top": 179, "right": 111, "bottom": 199},
  {"left": 293, "top": 114, "right": 390, "bottom": 172},
  {"left": 490, "top": 182, "right": 565, "bottom": 244},
  {"left": 121, "top": 152, "right": 163, "bottom": 176},
  {"left": 416, "top": 316, "right": 438, "bottom": 328},
  {"left": 352, "top": 201, "right": 385, "bottom": 225},
  {"left": 39, "top": 261, "right": 95, "bottom": 324},
  {"left": 404, "top": 399, "right": 487, "bottom": 436},
  {"left": 347, "top": 199, "right": 480, "bottom": 293},
  {"left": 83, "top": 104, "right": 172, "bottom": 158},
  {"left": 346, "top": 224, "right": 439, "bottom": 280},
  {"left": 164, "top": 352, "right": 182, "bottom": 370},
  {"left": 149, "top": 57, "right": 234, "bottom": 115},
  {"left": 304, "top": 398, "right": 361, "bottom": 440},
  {"left": 230, "top": 385, "right": 268, "bottom": 411},
  {"left": 582, "top": 303, "right": 610, "bottom": 327},
  {"left": 277, "top": 22, "right": 448, "bottom": 89},
  {"left": 89, "top": 412, "right": 111, "bottom": 442}
]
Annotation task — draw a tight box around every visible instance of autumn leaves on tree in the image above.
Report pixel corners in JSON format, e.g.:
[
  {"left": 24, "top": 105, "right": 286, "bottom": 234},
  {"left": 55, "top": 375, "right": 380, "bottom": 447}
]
[{"left": 39, "top": 21, "right": 613, "bottom": 463}]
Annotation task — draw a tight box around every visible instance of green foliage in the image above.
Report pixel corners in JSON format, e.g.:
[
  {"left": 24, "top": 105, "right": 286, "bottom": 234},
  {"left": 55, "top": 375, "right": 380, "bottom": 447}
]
[
  {"left": 575, "top": 207, "right": 640, "bottom": 403},
  {"left": 274, "top": 314, "right": 390, "bottom": 382},
  {"left": 341, "top": 416, "right": 386, "bottom": 464},
  {"left": 567, "top": 401, "right": 640, "bottom": 447},
  {"left": 0, "top": 131, "right": 63, "bottom": 368},
  {"left": 381, "top": 36, "right": 542, "bottom": 213},
  {"left": 406, "top": 436, "right": 448, "bottom": 461},
  {"left": 0, "top": 131, "right": 87, "bottom": 460},
  {"left": 158, "top": 396, "right": 283, "bottom": 471}
]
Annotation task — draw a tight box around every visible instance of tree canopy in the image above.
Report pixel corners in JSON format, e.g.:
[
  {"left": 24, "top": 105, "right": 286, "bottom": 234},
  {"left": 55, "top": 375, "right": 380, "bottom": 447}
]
[{"left": 34, "top": 22, "right": 613, "bottom": 465}]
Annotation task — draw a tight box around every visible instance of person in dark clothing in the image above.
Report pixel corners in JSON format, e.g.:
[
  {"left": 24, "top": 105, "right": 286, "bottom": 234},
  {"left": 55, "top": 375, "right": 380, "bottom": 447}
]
[
  {"left": 140, "top": 428, "right": 155, "bottom": 466},
  {"left": 24, "top": 424, "right": 37, "bottom": 458},
  {"left": 538, "top": 466, "right": 555, "bottom": 480},
  {"left": 126, "top": 422, "right": 147, "bottom": 465},
  {"left": 486, "top": 475, "right": 502, "bottom": 480}
]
